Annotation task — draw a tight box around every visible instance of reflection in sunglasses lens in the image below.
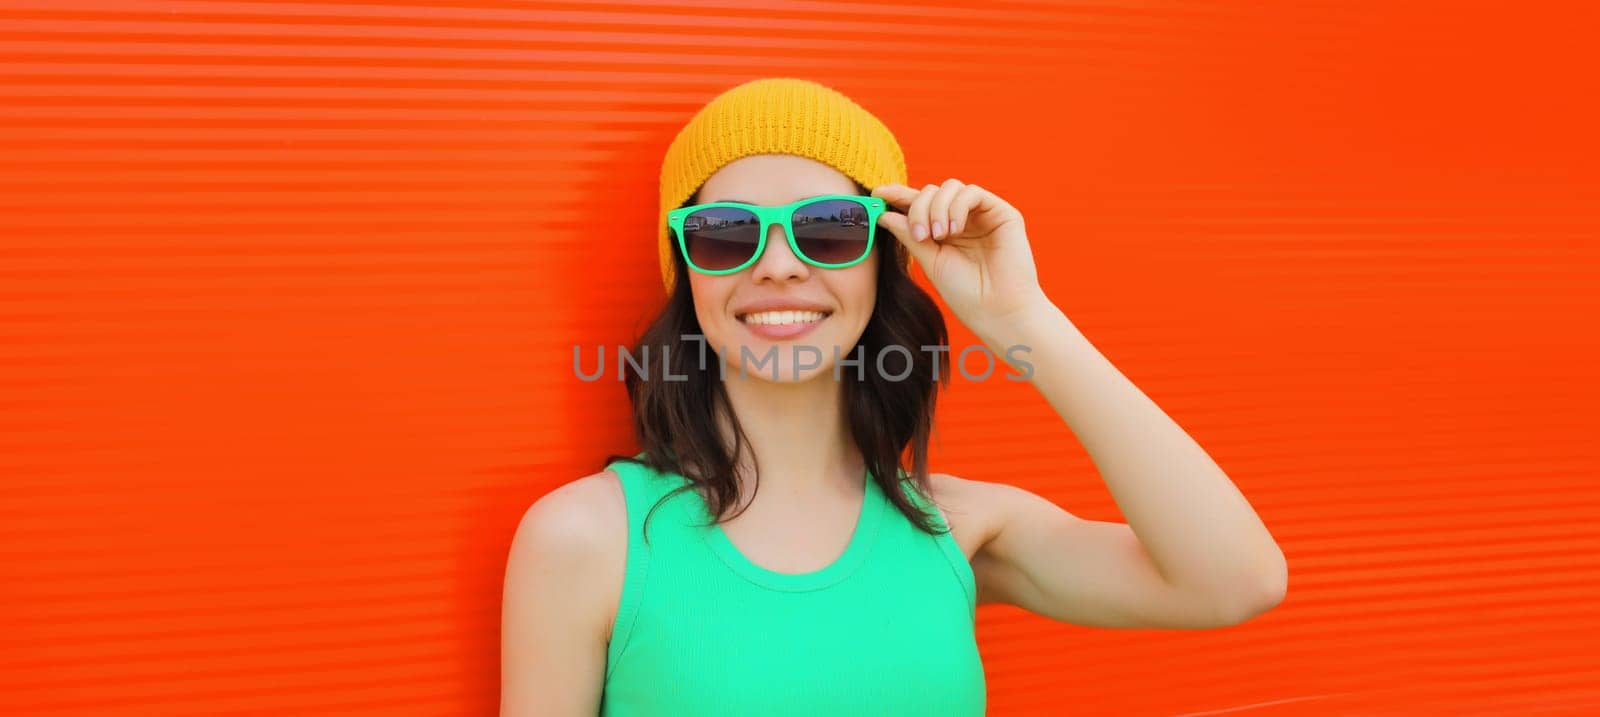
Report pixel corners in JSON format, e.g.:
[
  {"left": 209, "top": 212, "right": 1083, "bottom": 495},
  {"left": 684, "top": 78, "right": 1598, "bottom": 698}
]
[
  {"left": 683, "top": 207, "right": 760, "bottom": 271},
  {"left": 681, "top": 199, "right": 871, "bottom": 272},
  {"left": 793, "top": 199, "right": 871, "bottom": 265}
]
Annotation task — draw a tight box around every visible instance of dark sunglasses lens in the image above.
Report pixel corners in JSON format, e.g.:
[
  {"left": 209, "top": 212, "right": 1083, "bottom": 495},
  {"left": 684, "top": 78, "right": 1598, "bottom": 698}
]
[
  {"left": 683, "top": 207, "right": 760, "bottom": 271},
  {"left": 792, "top": 199, "right": 871, "bottom": 265}
]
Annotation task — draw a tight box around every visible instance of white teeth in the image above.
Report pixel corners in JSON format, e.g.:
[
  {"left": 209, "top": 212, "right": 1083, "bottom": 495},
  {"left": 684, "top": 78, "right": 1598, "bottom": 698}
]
[{"left": 740, "top": 310, "right": 827, "bottom": 326}]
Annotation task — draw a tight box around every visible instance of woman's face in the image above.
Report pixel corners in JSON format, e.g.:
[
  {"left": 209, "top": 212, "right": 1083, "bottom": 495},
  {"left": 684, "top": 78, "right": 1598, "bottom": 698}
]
[{"left": 687, "top": 154, "right": 879, "bottom": 384}]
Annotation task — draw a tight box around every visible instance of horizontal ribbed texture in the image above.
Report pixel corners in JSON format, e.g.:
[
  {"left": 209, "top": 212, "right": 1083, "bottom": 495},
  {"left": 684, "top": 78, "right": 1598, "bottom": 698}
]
[
  {"left": 598, "top": 458, "right": 983, "bottom": 715},
  {"left": 1, "top": 1, "right": 1597, "bottom": 715}
]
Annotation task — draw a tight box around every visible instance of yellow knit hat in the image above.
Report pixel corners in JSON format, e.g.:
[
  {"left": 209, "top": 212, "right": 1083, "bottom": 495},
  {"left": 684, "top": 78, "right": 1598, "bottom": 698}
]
[{"left": 657, "top": 77, "right": 910, "bottom": 294}]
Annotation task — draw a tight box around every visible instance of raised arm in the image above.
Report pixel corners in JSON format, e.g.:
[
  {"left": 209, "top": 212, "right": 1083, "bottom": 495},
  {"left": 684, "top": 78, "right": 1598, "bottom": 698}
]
[{"left": 872, "top": 179, "right": 1287, "bottom": 628}]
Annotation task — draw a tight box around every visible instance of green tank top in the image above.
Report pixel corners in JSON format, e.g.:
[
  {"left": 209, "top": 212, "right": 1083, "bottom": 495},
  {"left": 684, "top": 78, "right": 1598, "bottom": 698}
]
[{"left": 600, "top": 456, "right": 986, "bottom": 716}]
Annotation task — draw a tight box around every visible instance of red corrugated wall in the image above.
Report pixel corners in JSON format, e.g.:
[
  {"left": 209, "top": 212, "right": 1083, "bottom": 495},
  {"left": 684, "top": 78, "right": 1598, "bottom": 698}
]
[{"left": 4, "top": 2, "right": 1598, "bottom": 714}]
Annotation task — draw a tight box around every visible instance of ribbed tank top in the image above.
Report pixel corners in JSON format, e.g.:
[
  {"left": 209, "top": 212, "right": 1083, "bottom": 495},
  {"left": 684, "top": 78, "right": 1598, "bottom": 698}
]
[{"left": 600, "top": 455, "right": 987, "bottom": 716}]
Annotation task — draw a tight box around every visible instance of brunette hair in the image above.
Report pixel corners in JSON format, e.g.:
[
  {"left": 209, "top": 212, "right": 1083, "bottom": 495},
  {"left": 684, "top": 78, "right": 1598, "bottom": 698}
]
[{"left": 605, "top": 184, "right": 952, "bottom": 544}]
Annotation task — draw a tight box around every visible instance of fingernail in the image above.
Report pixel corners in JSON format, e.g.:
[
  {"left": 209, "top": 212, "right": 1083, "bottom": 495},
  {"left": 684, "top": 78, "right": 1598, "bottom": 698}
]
[
  {"left": 913, "top": 223, "right": 927, "bottom": 241},
  {"left": 932, "top": 222, "right": 944, "bottom": 238}
]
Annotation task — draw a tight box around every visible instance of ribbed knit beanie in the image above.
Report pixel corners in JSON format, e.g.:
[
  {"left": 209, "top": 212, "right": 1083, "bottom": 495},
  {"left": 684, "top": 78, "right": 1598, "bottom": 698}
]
[{"left": 656, "top": 77, "right": 909, "bottom": 294}]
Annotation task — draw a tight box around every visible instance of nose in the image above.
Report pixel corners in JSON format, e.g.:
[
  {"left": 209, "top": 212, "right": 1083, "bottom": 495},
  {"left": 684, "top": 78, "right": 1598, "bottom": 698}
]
[{"left": 749, "top": 222, "right": 810, "bottom": 284}]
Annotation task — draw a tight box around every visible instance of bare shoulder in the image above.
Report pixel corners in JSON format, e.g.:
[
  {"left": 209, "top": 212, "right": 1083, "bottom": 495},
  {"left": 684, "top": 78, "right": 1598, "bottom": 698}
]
[
  {"left": 514, "top": 469, "right": 627, "bottom": 562},
  {"left": 924, "top": 471, "right": 1012, "bottom": 561},
  {"left": 501, "top": 468, "right": 626, "bottom": 714},
  {"left": 506, "top": 468, "right": 629, "bottom": 639}
]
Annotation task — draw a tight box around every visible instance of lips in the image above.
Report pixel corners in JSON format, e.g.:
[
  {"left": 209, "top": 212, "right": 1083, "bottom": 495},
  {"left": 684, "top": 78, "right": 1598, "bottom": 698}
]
[
  {"left": 739, "top": 311, "right": 827, "bottom": 340},
  {"left": 731, "top": 298, "right": 834, "bottom": 341},
  {"left": 732, "top": 298, "right": 834, "bottom": 319}
]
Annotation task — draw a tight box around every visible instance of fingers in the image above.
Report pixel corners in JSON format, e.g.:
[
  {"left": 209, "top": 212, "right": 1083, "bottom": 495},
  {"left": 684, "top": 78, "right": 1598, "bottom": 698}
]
[
  {"left": 950, "top": 183, "right": 982, "bottom": 237},
  {"left": 869, "top": 185, "right": 939, "bottom": 266},
  {"left": 927, "top": 178, "right": 963, "bottom": 240},
  {"left": 906, "top": 184, "right": 938, "bottom": 241},
  {"left": 881, "top": 207, "right": 939, "bottom": 268},
  {"left": 871, "top": 180, "right": 978, "bottom": 242}
]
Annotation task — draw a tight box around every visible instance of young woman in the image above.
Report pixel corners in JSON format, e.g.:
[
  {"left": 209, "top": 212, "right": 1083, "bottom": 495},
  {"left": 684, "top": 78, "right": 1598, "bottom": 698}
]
[{"left": 502, "top": 78, "right": 1287, "bottom": 716}]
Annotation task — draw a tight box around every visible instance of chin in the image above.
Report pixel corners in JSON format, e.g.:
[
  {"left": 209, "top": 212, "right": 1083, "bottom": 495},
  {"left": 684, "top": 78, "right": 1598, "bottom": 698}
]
[{"left": 716, "top": 333, "right": 846, "bottom": 383}]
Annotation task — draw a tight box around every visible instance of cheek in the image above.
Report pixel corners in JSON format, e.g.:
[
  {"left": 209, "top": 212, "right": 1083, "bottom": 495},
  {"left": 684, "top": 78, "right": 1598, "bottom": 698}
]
[
  {"left": 842, "top": 266, "right": 878, "bottom": 316},
  {"left": 826, "top": 270, "right": 878, "bottom": 333},
  {"left": 689, "top": 277, "right": 735, "bottom": 330}
]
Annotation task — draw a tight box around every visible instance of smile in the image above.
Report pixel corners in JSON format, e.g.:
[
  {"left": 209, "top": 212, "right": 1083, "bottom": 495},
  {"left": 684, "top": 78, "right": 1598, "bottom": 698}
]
[{"left": 737, "top": 310, "right": 830, "bottom": 326}]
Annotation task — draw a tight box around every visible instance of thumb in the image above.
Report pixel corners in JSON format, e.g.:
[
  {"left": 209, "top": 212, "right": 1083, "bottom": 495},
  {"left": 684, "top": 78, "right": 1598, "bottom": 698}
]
[{"left": 874, "top": 205, "right": 938, "bottom": 269}]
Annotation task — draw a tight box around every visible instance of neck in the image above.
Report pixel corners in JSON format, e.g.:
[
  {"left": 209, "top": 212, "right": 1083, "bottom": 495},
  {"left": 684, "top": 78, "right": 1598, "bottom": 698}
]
[{"left": 715, "top": 365, "right": 863, "bottom": 503}]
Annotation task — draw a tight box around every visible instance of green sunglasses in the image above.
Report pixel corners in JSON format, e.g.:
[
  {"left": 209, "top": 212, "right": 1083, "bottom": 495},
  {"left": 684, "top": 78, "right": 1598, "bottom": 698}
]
[{"left": 667, "top": 194, "right": 886, "bottom": 275}]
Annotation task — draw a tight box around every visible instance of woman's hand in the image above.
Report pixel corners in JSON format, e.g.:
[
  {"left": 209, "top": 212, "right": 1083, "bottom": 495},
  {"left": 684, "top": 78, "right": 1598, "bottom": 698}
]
[{"left": 871, "top": 179, "right": 1051, "bottom": 340}]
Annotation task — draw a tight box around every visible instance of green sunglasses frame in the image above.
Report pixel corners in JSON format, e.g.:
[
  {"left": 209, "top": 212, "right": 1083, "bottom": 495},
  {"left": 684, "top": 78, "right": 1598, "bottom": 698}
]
[{"left": 667, "top": 194, "right": 886, "bottom": 275}]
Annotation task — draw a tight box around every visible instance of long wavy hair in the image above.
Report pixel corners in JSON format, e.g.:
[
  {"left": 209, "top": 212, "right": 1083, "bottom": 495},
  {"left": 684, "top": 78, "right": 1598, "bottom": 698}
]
[{"left": 605, "top": 183, "right": 952, "bottom": 545}]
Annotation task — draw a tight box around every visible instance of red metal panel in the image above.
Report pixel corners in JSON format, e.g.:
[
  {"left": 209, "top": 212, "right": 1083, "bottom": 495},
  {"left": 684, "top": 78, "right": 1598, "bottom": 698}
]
[{"left": 2, "top": 2, "right": 1597, "bottom": 714}]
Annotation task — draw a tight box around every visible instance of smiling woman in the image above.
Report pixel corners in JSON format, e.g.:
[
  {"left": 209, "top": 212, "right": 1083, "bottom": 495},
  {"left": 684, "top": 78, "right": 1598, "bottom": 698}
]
[
  {"left": 503, "top": 77, "right": 972, "bottom": 716},
  {"left": 682, "top": 170, "right": 887, "bottom": 381},
  {"left": 501, "top": 76, "right": 1286, "bottom": 716}
]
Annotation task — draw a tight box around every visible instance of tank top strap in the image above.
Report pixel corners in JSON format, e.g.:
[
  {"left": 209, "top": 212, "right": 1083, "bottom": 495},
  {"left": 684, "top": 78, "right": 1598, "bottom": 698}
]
[
  {"left": 602, "top": 453, "right": 704, "bottom": 680},
  {"left": 605, "top": 454, "right": 699, "bottom": 546},
  {"left": 892, "top": 472, "right": 979, "bottom": 617}
]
